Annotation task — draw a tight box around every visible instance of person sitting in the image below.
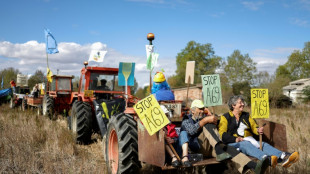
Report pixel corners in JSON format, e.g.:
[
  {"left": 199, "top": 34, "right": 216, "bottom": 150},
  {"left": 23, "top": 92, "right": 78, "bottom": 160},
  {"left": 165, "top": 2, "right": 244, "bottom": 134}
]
[
  {"left": 31, "top": 84, "right": 39, "bottom": 98},
  {"left": 99, "top": 79, "right": 110, "bottom": 91},
  {"left": 218, "top": 95, "right": 299, "bottom": 169},
  {"left": 161, "top": 105, "right": 191, "bottom": 167},
  {"left": 180, "top": 99, "right": 270, "bottom": 174}
]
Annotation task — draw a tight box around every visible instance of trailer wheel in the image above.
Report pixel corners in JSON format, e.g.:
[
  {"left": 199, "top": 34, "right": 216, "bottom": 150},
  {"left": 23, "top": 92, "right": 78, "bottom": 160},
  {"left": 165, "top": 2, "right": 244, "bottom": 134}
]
[
  {"left": 71, "top": 101, "right": 92, "bottom": 143},
  {"left": 22, "top": 98, "right": 27, "bottom": 111},
  {"left": 10, "top": 97, "right": 15, "bottom": 109},
  {"left": 106, "top": 113, "right": 139, "bottom": 174},
  {"left": 43, "top": 96, "right": 54, "bottom": 119}
]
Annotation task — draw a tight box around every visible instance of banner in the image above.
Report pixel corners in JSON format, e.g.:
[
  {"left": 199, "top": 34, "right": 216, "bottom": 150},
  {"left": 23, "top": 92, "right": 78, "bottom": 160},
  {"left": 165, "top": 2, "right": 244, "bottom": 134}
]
[
  {"left": 88, "top": 50, "right": 107, "bottom": 63},
  {"left": 146, "top": 45, "right": 156, "bottom": 70},
  {"left": 44, "top": 28, "right": 59, "bottom": 54},
  {"left": 251, "top": 89, "right": 269, "bottom": 119},
  {"left": 133, "top": 95, "right": 170, "bottom": 136},
  {"left": 47, "top": 67, "right": 53, "bottom": 82},
  {"left": 118, "top": 62, "right": 135, "bottom": 86},
  {"left": 201, "top": 74, "right": 222, "bottom": 107}
]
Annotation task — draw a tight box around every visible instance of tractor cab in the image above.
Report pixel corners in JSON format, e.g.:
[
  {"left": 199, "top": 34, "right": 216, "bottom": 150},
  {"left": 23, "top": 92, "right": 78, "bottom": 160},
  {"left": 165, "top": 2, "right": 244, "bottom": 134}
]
[{"left": 49, "top": 75, "right": 74, "bottom": 95}]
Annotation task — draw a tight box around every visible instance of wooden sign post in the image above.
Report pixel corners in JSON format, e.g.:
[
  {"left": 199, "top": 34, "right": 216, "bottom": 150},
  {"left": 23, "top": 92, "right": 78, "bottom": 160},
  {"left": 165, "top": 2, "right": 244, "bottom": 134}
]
[
  {"left": 185, "top": 61, "right": 195, "bottom": 108},
  {"left": 251, "top": 89, "right": 270, "bottom": 150}
]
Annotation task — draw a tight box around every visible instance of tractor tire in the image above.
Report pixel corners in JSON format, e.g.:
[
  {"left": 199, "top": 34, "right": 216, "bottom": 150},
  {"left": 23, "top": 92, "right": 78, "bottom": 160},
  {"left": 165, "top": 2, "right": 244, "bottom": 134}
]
[
  {"left": 43, "top": 95, "right": 54, "bottom": 119},
  {"left": 10, "top": 97, "right": 15, "bottom": 109},
  {"left": 21, "top": 98, "right": 27, "bottom": 111},
  {"left": 71, "top": 101, "right": 92, "bottom": 144},
  {"left": 105, "top": 113, "right": 139, "bottom": 174}
]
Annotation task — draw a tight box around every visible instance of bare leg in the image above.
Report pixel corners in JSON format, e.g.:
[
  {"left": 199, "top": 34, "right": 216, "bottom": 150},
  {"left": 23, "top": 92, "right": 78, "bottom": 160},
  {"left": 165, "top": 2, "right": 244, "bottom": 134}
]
[
  {"left": 165, "top": 145, "right": 177, "bottom": 162},
  {"left": 182, "top": 143, "right": 189, "bottom": 162}
]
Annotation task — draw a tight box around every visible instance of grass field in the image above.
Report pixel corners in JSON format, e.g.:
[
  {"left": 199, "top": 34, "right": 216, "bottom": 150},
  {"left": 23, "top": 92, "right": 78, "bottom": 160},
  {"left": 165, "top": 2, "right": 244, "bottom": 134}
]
[{"left": 0, "top": 103, "right": 309, "bottom": 174}]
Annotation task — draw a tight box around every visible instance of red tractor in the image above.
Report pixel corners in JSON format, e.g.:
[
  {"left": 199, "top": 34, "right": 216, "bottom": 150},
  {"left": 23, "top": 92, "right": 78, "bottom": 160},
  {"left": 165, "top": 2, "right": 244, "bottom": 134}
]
[
  {"left": 42, "top": 75, "right": 75, "bottom": 119},
  {"left": 68, "top": 62, "right": 140, "bottom": 173}
]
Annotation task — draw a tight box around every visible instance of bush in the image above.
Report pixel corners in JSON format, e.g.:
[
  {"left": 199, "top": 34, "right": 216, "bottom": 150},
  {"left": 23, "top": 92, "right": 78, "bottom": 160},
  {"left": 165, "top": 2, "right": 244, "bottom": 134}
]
[{"left": 271, "top": 94, "right": 292, "bottom": 108}]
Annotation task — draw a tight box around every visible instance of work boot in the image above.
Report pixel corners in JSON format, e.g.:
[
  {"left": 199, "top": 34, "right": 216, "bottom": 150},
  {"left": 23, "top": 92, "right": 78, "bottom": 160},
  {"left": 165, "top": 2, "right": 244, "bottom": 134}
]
[
  {"left": 281, "top": 152, "right": 299, "bottom": 168},
  {"left": 255, "top": 156, "right": 269, "bottom": 174}
]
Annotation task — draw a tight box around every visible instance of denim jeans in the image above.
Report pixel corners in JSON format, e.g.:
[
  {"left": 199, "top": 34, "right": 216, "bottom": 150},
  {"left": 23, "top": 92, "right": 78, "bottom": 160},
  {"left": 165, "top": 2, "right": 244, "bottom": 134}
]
[{"left": 228, "top": 140, "right": 283, "bottom": 160}]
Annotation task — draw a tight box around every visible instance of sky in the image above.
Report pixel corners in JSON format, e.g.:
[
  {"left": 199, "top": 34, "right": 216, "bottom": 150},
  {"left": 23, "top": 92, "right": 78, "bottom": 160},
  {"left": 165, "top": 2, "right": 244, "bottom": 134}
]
[{"left": 0, "top": 0, "right": 309, "bottom": 87}]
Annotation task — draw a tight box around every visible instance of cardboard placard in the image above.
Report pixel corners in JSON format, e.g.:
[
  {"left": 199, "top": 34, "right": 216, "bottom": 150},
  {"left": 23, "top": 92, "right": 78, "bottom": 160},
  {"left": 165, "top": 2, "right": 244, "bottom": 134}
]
[
  {"left": 201, "top": 74, "right": 222, "bottom": 107},
  {"left": 185, "top": 61, "right": 195, "bottom": 84},
  {"left": 251, "top": 89, "right": 269, "bottom": 119},
  {"left": 133, "top": 95, "right": 170, "bottom": 136},
  {"left": 118, "top": 62, "right": 135, "bottom": 86}
]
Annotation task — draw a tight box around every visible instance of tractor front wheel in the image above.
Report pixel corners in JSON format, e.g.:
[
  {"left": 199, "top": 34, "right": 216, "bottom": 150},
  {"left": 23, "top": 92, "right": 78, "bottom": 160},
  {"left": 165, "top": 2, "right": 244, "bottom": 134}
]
[
  {"left": 71, "top": 101, "right": 92, "bottom": 144},
  {"left": 10, "top": 97, "right": 15, "bottom": 109},
  {"left": 105, "top": 113, "right": 139, "bottom": 174},
  {"left": 43, "top": 95, "right": 54, "bottom": 119}
]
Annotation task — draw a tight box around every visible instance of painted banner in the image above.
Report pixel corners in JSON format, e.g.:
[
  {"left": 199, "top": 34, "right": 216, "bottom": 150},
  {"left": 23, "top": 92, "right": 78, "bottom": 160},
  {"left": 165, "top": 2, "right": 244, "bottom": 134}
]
[
  {"left": 88, "top": 50, "right": 107, "bottom": 63},
  {"left": 185, "top": 61, "right": 195, "bottom": 84},
  {"left": 133, "top": 95, "right": 170, "bottom": 136},
  {"left": 201, "top": 74, "right": 222, "bottom": 107},
  {"left": 251, "top": 89, "right": 269, "bottom": 119},
  {"left": 118, "top": 62, "right": 135, "bottom": 86}
]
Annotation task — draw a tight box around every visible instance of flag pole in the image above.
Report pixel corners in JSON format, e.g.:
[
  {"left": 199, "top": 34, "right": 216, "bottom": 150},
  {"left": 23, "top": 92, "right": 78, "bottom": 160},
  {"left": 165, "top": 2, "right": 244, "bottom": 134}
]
[{"left": 147, "top": 33, "right": 154, "bottom": 94}]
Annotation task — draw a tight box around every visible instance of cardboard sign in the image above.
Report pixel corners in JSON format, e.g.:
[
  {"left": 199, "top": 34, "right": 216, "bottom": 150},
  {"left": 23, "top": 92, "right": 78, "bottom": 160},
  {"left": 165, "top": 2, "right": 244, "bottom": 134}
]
[
  {"left": 185, "top": 61, "right": 195, "bottom": 84},
  {"left": 133, "top": 95, "right": 170, "bottom": 136},
  {"left": 201, "top": 74, "right": 222, "bottom": 107},
  {"left": 251, "top": 89, "right": 269, "bottom": 119},
  {"left": 84, "top": 90, "right": 94, "bottom": 98},
  {"left": 118, "top": 62, "right": 135, "bottom": 86}
]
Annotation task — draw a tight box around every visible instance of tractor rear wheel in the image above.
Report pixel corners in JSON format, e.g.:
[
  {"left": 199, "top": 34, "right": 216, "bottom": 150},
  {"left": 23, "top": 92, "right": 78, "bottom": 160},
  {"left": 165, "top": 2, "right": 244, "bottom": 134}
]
[
  {"left": 71, "top": 101, "right": 92, "bottom": 143},
  {"left": 105, "top": 113, "right": 139, "bottom": 174},
  {"left": 43, "top": 95, "right": 54, "bottom": 119}
]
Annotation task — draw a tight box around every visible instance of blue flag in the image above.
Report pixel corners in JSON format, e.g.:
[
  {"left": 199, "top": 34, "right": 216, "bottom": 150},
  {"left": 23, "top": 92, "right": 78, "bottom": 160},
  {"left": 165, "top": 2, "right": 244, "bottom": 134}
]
[
  {"left": 44, "top": 28, "right": 59, "bottom": 54},
  {"left": 1, "top": 77, "right": 3, "bottom": 89}
]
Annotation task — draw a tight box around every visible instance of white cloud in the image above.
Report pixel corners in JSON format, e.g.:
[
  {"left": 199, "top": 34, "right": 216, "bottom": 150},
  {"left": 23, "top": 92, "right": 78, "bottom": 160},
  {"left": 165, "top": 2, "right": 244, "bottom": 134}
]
[
  {"left": 242, "top": 1, "right": 264, "bottom": 11},
  {"left": 289, "top": 17, "right": 309, "bottom": 27},
  {"left": 251, "top": 47, "right": 300, "bottom": 74},
  {"left": 0, "top": 41, "right": 176, "bottom": 88}
]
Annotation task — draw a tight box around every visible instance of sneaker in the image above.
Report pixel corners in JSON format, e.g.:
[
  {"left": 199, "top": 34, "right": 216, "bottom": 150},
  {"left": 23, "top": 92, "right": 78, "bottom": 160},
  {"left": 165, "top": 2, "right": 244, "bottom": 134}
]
[
  {"left": 268, "top": 155, "right": 278, "bottom": 168},
  {"left": 282, "top": 152, "right": 299, "bottom": 168},
  {"left": 255, "top": 156, "right": 270, "bottom": 174}
]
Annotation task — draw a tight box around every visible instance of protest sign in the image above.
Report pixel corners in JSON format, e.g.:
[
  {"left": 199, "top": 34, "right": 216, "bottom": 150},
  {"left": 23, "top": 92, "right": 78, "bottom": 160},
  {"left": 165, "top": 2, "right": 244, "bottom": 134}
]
[
  {"left": 118, "top": 62, "right": 135, "bottom": 86},
  {"left": 185, "top": 61, "right": 195, "bottom": 84},
  {"left": 251, "top": 89, "right": 269, "bottom": 119},
  {"left": 133, "top": 95, "right": 170, "bottom": 136},
  {"left": 201, "top": 74, "right": 222, "bottom": 107}
]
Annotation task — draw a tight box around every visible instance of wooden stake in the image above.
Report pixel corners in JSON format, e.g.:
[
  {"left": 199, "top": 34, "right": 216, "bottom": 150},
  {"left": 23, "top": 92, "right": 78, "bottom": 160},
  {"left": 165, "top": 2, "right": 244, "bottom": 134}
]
[
  {"left": 168, "top": 144, "right": 181, "bottom": 161},
  {"left": 185, "top": 76, "right": 190, "bottom": 108},
  {"left": 259, "top": 119, "right": 262, "bottom": 150}
]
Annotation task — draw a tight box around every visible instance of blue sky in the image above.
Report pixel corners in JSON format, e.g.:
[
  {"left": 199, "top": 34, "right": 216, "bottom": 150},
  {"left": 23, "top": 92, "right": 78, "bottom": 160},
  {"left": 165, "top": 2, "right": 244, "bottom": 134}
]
[{"left": 0, "top": 0, "right": 309, "bottom": 87}]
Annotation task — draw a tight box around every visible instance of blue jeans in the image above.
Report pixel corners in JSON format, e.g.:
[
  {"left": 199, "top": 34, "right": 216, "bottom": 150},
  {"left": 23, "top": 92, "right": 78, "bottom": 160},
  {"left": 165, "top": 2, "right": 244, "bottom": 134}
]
[{"left": 228, "top": 141, "right": 282, "bottom": 160}]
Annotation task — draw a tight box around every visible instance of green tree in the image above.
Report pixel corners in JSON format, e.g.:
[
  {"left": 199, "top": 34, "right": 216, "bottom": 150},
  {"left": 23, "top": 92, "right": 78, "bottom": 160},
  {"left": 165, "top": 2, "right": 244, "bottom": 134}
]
[
  {"left": 169, "top": 41, "right": 222, "bottom": 87},
  {"left": 276, "top": 41, "right": 310, "bottom": 80},
  {"left": 232, "top": 81, "right": 251, "bottom": 104},
  {"left": 28, "top": 70, "right": 46, "bottom": 89},
  {"left": 224, "top": 50, "right": 257, "bottom": 85},
  {"left": 0, "top": 67, "right": 20, "bottom": 89},
  {"left": 255, "top": 71, "right": 271, "bottom": 87}
]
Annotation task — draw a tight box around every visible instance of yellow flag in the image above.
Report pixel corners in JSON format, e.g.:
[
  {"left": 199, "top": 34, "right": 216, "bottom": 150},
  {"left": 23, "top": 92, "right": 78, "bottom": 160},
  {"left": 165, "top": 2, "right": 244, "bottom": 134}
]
[{"left": 47, "top": 68, "right": 53, "bottom": 82}]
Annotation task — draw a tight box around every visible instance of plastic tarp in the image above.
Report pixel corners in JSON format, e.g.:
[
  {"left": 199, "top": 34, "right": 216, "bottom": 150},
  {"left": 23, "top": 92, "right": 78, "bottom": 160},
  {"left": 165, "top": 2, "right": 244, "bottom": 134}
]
[{"left": 0, "top": 88, "right": 12, "bottom": 98}]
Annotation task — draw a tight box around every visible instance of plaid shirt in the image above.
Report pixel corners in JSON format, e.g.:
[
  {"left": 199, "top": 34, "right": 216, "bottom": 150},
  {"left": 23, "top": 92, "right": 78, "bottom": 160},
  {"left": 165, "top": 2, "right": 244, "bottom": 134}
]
[{"left": 181, "top": 114, "right": 201, "bottom": 136}]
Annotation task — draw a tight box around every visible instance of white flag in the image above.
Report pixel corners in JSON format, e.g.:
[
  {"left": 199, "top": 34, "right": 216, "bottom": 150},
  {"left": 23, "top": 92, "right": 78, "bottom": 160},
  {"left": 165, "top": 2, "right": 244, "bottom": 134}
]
[{"left": 89, "top": 50, "right": 107, "bottom": 62}]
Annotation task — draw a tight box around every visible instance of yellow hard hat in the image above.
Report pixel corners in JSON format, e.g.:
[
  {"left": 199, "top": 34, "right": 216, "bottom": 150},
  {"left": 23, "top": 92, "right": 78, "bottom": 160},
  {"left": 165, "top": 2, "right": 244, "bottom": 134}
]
[
  {"left": 191, "top": 100, "right": 205, "bottom": 109},
  {"left": 153, "top": 72, "right": 166, "bottom": 83}
]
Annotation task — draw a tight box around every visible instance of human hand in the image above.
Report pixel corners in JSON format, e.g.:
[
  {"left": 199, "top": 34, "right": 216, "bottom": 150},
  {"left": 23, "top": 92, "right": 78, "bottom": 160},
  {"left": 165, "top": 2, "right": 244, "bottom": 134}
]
[
  {"left": 165, "top": 136, "right": 175, "bottom": 144},
  {"left": 202, "top": 115, "right": 218, "bottom": 125},
  {"left": 236, "top": 137, "right": 243, "bottom": 142},
  {"left": 257, "top": 127, "right": 264, "bottom": 135}
]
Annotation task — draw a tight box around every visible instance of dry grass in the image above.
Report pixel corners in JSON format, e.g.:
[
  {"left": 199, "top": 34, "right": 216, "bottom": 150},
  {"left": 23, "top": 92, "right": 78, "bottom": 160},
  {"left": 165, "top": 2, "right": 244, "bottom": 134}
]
[
  {"left": 0, "top": 102, "right": 309, "bottom": 174},
  {"left": 0, "top": 104, "right": 107, "bottom": 174}
]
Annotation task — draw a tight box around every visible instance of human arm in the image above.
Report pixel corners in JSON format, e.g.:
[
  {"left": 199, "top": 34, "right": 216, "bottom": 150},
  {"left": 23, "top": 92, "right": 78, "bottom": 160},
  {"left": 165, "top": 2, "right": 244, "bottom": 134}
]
[
  {"left": 181, "top": 119, "right": 201, "bottom": 136},
  {"left": 218, "top": 115, "right": 238, "bottom": 144},
  {"left": 249, "top": 116, "right": 260, "bottom": 135}
]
